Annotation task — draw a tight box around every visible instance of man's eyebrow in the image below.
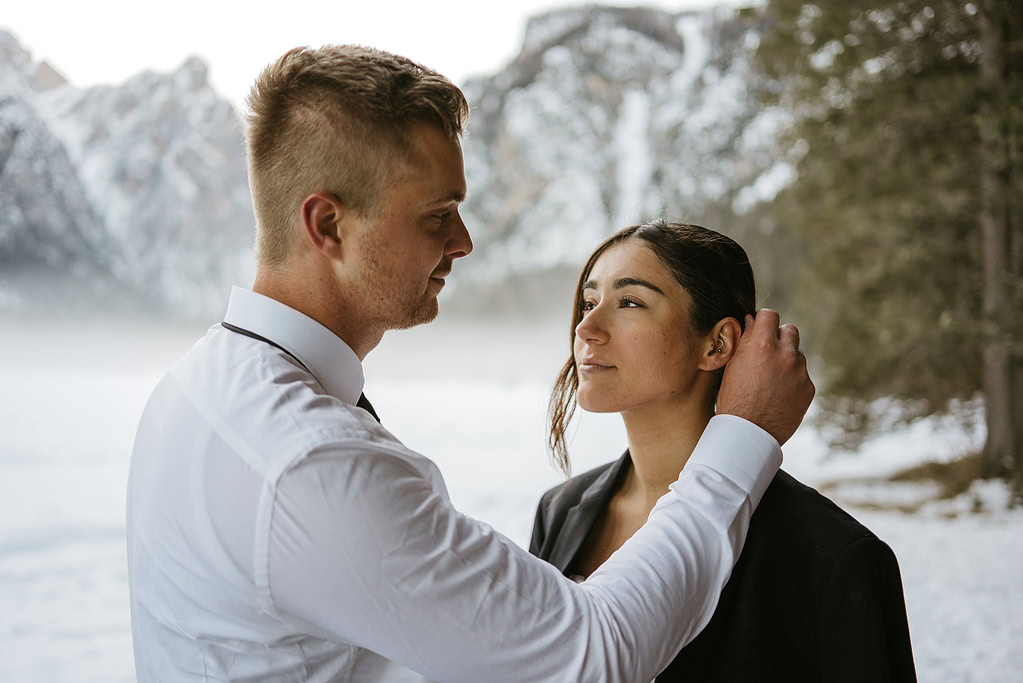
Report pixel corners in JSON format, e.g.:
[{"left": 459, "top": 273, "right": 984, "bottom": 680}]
[
  {"left": 581, "top": 277, "right": 664, "bottom": 295},
  {"left": 430, "top": 190, "right": 466, "bottom": 204}
]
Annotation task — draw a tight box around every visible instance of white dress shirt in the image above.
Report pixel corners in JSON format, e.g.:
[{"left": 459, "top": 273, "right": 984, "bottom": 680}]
[{"left": 127, "top": 286, "right": 782, "bottom": 682}]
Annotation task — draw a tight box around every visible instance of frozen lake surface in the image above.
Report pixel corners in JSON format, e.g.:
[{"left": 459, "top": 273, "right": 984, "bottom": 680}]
[{"left": 1, "top": 314, "right": 1020, "bottom": 681}]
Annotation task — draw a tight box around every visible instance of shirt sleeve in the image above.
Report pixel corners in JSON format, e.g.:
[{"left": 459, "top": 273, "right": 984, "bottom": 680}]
[{"left": 261, "top": 414, "right": 781, "bottom": 682}]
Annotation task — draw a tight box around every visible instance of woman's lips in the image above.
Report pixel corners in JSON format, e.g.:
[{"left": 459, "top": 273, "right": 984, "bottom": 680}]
[{"left": 578, "top": 361, "right": 615, "bottom": 373}]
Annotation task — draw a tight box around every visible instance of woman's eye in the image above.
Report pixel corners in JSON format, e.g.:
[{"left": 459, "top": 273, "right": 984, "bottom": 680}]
[
  {"left": 581, "top": 300, "right": 596, "bottom": 312},
  {"left": 620, "top": 297, "right": 642, "bottom": 308}
]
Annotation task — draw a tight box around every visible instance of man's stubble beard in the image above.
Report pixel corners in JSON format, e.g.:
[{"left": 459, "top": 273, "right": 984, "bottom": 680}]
[
  {"left": 360, "top": 261, "right": 440, "bottom": 332},
  {"left": 392, "top": 308, "right": 438, "bottom": 331},
  {"left": 388, "top": 260, "right": 450, "bottom": 331},
  {"left": 392, "top": 290, "right": 440, "bottom": 330}
]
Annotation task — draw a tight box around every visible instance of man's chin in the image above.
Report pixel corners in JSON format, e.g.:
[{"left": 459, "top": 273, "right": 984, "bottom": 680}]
[{"left": 392, "top": 297, "right": 440, "bottom": 330}]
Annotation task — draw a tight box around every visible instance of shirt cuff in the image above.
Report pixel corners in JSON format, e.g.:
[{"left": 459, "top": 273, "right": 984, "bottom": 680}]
[{"left": 684, "top": 414, "right": 782, "bottom": 508}]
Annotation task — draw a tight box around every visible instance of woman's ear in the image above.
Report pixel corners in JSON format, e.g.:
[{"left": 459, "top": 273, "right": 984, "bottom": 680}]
[
  {"left": 698, "top": 317, "right": 742, "bottom": 371},
  {"left": 300, "top": 191, "right": 346, "bottom": 260}
]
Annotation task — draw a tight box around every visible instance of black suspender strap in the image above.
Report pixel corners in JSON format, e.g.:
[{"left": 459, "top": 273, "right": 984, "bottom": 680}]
[
  {"left": 220, "top": 321, "right": 380, "bottom": 423},
  {"left": 221, "top": 321, "right": 310, "bottom": 372}
]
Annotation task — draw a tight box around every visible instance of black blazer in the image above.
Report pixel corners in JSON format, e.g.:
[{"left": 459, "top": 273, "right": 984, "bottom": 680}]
[{"left": 530, "top": 453, "right": 917, "bottom": 682}]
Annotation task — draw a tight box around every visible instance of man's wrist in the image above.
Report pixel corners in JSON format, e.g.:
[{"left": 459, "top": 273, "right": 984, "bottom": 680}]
[{"left": 683, "top": 414, "right": 782, "bottom": 507}]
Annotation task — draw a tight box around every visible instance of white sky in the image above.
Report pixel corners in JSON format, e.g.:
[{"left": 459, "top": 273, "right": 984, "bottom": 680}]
[{"left": 4, "top": 0, "right": 742, "bottom": 108}]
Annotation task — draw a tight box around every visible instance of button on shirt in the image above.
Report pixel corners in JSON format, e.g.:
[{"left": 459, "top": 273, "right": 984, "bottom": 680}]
[{"left": 127, "top": 286, "right": 783, "bottom": 682}]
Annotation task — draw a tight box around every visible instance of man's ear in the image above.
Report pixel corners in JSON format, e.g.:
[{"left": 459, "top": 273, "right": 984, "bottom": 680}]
[
  {"left": 299, "top": 191, "right": 346, "bottom": 260},
  {"left": 698, "top": 317, "right": 743, "bottom": 371}
]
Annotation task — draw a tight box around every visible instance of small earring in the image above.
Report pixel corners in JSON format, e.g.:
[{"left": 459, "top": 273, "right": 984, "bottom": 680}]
[{"left": 716, "top": 337, "right": 724, "bottom": 354}]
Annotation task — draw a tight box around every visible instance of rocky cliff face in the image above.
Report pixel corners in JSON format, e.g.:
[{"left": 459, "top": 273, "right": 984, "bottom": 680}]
[
  {"left": 0, "top": 5, "right": 789, "bottom": 317},
  {"left": 0, "top": 30, "right": 253, "bottom": 316},
  {"left": 0, "top": 34, "right": 111, "bottom": 278},
  {"left": 458, "top": 5, "right": 788, "bottom": 301}
]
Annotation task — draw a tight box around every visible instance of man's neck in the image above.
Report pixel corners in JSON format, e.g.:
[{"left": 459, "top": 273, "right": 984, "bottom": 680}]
[
  {"left": 252, "top": 269, "right": 382, "bottom": 360},
  {"left": 619, "top": 398, "right": 714, "bottom": 511}
]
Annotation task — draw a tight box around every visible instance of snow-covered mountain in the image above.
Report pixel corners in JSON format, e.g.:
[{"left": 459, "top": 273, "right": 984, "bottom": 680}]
[
  {"left": 0, "top": 34, "right": 113, "bottom": 288},
  {"left": 457, "top": 5, "right": 789, "bottom": 301},
  {"left": 0, "top": 5, "right": 789, "bottom": 317},
  {"left": 0, "top": 30, "right": 254, "bottom": 316}
]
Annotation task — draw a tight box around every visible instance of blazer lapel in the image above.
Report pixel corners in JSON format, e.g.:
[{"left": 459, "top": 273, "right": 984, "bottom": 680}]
[{"left": 546, "top": 452, "right": 633, "bottom": 574}]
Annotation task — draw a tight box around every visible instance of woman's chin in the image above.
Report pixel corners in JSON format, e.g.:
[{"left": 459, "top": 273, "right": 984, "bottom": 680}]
[{"left": 576, "top": 394, "right": 621, "bottom": 414}]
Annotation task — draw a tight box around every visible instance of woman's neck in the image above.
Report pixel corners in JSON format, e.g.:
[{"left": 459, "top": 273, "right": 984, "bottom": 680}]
[
  {"left": 568, "top": 392, "right": 716, "bottom": 580},
  {"left": 619, "top": 397, "right": 715, "bottom": 511}
]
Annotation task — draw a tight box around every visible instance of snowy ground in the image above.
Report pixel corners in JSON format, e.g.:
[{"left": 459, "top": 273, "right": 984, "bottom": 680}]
[{"left": 1, "top": 313, "right": 1020, "bottom": 682}]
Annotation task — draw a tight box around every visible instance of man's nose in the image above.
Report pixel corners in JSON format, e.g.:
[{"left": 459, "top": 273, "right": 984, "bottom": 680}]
[{"left": 445, "top": 211, "right": 473, "bottom": 260}]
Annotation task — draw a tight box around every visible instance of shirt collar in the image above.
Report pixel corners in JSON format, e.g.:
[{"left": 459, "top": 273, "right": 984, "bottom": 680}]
[{"left": 223, "top": 286, "right": 364, "bottom": 405}]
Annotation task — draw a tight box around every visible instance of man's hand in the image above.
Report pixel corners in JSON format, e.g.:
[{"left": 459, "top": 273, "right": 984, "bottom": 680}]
[{"left": 717, "top": 309, "right": 814, "bottom": 446}]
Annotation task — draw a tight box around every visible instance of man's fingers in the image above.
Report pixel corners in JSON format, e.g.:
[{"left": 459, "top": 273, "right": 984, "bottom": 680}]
[
  {"left": 733, "top": 314, "right": 756, "bottom": 350},
  {"left": 753, "top": 308, "right": 780, "bottom": 340},
  {"left": 780, "top": 323, "right": 800, "bottom": 350}
]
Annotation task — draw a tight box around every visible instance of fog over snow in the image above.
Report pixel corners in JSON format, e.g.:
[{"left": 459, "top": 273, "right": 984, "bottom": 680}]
[{"left": 0, "top": 314, "right": 1020, "bottom": 681}]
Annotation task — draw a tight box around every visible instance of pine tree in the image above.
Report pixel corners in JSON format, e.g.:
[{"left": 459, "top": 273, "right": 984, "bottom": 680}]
[{"left": 756, "top": 0, "right": 1022, "bottom": 492}]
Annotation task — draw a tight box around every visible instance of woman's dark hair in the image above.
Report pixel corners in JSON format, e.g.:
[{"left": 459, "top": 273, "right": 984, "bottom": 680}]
[{"left": 547, "top": 220, "right": 757, "bottom": 474}]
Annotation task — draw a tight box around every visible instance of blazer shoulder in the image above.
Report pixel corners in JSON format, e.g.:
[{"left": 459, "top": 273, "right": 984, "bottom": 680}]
[{"left": 760, "top": 470, "right": 883, "bottom": 554}]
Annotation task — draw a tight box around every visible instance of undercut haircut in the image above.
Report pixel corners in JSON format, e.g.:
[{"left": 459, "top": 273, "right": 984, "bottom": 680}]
[{"left": 245, "top": 45, "right": 469, "bottom": 266}]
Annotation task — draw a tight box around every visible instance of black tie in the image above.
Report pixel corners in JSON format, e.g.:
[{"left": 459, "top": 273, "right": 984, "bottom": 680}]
[
  {"left": 356, "top": 392, "right": 381, "bottom": 423},
  {"left": 221, "top": 321, "right": 380, "bottom": 423}
]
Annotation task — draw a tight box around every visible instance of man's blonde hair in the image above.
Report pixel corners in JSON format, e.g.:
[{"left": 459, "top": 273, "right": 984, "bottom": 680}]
[{"left": 245, "top": 45, "right": 469, "bottom": 266}]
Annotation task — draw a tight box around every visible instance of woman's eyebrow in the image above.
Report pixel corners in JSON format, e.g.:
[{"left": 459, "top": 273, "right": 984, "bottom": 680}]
[{"left": 582, "top": 277, "right": 664, "bottom": 295}]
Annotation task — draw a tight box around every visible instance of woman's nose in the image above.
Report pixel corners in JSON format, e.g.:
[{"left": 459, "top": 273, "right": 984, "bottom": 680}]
[{"left": 575, "top": 304, "right": 609, "bottom": 344}]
